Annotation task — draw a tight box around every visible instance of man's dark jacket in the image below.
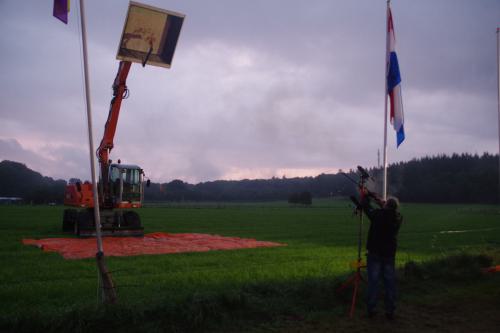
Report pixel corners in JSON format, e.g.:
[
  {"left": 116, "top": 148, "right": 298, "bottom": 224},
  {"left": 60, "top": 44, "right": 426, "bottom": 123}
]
[{"left": 362, "top": 197, "right": 403, "bottom": 258}]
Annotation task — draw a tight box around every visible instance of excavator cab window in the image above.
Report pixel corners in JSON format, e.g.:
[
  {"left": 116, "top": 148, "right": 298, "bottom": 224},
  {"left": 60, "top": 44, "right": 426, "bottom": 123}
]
[
  {"left": 124, "top": 168, "right": 140, "bottom": 185},
  {"left": 110, "top": 166, "right": 121, "bottom": 183},
  {"left": 109, "top": 166, "right": 121, "bottom": 200},
  {"left": 122, "top": 168, "right": 141, "bottom": 202}
]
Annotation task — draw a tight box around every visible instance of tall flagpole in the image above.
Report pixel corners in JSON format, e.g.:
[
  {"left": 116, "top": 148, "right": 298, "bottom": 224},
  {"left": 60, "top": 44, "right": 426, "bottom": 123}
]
[
  {"left": 79, "top": 0, "right": 117, "bottom": 303},
  {"left": 382, "top": 0, "right": 390, "bottom": 201},
  {"left": 497, "top": 27, "right": 500, "bottom": 204},
  {"left": 79, "top": 0, "right": 103, "bottom": 256}
]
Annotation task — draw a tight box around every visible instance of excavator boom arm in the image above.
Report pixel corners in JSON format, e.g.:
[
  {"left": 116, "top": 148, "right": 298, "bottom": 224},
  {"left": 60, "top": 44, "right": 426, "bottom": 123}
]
[
  {"left": 96, "top": 60, "right": 132, "bottom": 206},
  {"left": 97, "top": 61, "right": 132, "bottom": 166}
]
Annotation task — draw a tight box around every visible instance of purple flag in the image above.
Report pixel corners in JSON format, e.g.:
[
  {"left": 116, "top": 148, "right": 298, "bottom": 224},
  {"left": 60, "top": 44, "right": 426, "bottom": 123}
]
[{"left": 53, "top": 0, "right": 69, "bottom": 24}]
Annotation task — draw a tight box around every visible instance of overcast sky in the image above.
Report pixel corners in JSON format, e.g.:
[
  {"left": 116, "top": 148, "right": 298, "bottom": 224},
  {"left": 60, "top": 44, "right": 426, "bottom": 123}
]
[{"left": 0, "top": 0, "right": 499, "bottom": 183}]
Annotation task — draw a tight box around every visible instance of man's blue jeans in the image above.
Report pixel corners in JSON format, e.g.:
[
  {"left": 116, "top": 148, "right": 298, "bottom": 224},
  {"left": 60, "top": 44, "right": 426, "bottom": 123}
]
[{"left": 367, "top": 253, "right": 396, "bottom": 314}]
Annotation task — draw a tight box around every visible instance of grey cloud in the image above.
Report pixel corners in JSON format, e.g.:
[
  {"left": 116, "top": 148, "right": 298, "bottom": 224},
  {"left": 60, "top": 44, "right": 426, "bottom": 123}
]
[{"left": 0, "top": 138, "right": 89, "bottom": 180}]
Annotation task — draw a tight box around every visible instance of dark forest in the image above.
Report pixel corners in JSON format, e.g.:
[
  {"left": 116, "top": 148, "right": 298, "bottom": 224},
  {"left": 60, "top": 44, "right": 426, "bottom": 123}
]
[{"left": 1, "top": 153, "right": 498, "bottom": 204}]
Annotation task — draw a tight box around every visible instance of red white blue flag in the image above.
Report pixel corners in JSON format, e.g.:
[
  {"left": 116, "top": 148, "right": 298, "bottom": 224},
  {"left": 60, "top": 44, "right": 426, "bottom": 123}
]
[{"left": 387, "top": 6, "right": 405, "bottom": 147}]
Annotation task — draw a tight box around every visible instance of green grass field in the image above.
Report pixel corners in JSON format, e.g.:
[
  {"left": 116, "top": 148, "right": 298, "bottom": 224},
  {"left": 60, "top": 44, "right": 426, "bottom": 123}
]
[{"left": 1, "top": 200, "right": 499, "bottom": 332}]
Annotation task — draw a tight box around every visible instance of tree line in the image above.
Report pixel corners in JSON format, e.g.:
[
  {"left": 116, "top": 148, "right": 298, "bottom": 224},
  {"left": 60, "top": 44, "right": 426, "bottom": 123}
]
[
  {"left": 1, "top": 153, "right": 498, "bottom": 204},
  {"left": 145, "top": 153, "right": 499, "bottom": 204},
  {"left": 382, "top": 153, "right": 499, "bottom": 203},
  {"left": 0, "top": 160, "right": 66, "bottom": 204}
]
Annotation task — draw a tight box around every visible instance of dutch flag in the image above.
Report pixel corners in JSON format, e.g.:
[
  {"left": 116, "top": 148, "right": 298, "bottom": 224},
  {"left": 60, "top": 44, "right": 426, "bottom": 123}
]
[{"left": 387, "top": 7, "right": 405, "bottom": 147}]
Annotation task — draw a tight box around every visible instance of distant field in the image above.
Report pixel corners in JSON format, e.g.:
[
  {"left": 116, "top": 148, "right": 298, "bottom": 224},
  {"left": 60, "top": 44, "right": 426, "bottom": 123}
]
[{"left": 0, "top": 200, "right": 499, "bottom": 331}]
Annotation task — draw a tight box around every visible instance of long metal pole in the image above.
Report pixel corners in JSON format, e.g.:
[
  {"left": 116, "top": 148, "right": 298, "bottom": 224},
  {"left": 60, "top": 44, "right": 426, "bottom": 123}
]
[
  {"left": 497, "top": 28, "right": 500, "bottom": 204},
  {"left": 382, "top": 0, "right": 390, "bottom": 201},
  {"left": 79, "top": 0, "right": 104, "bottom": 253}
]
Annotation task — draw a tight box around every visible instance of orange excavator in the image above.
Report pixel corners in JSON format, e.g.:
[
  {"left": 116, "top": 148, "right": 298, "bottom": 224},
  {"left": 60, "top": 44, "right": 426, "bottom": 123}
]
[{"left": 62, "top": 61, "right": 148, "bottom": 237}]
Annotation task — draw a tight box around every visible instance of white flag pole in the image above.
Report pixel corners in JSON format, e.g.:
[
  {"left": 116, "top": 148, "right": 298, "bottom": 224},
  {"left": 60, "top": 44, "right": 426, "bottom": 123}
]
[
  {"left": 382, "top": 0, "right": 391, "bottom": 201},
  {"left": 79, "top": 0, "right": 104, "bottom": 255},
  {"left": 79, "top": 0, "right": 116, "bottom": 304}
]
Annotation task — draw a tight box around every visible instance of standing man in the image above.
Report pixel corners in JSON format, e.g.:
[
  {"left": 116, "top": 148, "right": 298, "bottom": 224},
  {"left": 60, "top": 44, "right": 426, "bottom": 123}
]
[{"left": 362, "top": 191, "right": 403, "bottom": 320}]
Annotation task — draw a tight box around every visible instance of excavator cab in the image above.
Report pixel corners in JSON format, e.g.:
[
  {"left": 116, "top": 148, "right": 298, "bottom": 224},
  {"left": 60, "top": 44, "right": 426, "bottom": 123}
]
[
  {"left": 62, "top": 163, "right": 146, "bottom": 237},
  {"left": 109, "top": 164, "right": 143, "bottom": 207}
]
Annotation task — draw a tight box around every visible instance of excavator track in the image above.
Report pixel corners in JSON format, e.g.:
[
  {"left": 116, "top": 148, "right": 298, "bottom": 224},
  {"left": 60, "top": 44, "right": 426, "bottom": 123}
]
[{"left": 63, "top": 208, "right": 144, "bottom": 237}]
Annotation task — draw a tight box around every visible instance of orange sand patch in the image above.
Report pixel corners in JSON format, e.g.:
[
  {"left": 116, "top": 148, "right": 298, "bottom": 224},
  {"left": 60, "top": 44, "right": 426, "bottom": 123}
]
[{"left": 22, "top": 232, "right": 286, "bottom": 260}]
